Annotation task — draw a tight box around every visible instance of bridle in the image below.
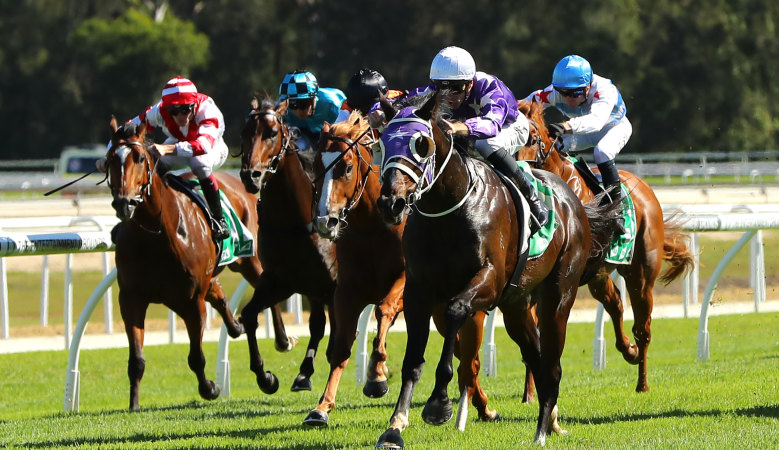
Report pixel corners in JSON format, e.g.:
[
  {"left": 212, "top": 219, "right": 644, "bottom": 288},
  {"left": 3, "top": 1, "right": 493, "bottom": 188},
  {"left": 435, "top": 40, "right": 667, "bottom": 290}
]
[
  {"left": 315, "top": 127, "right": 377, "bottom": 227},
  {"left": 243, "top": 108, "right": 295, "bottom": 177},
  {"left": 523, "top": 119, "right": 549, "bottom": 168},
  {"left": 107, "top": 140, "right": 155, "bottom": 206}
]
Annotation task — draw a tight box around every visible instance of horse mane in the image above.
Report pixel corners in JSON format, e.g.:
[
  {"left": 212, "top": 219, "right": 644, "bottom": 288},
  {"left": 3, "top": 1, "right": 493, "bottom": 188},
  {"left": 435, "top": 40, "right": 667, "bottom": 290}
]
[
  {"left": 517, "top": 100, "right": 553, "bottom": 148},
  {"left": 329, "top": 111, "right": 369, "bottom": 141}
]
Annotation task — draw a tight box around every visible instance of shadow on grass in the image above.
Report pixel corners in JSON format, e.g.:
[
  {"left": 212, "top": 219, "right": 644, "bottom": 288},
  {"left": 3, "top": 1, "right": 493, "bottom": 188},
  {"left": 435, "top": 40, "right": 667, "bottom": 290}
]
[{"left": 557, "top": 404, "right": 779, "bottom": 425}]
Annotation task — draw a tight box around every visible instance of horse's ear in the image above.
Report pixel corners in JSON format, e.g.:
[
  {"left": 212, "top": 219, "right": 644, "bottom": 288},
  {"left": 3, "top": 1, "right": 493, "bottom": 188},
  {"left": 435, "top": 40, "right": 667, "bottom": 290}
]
[
  {"left": 322, "top": 121, "right": 331, "bottom": 134},
  {"left": 277, "top": 99, "right": 289, "bottom": 115},
  {"left": 379, "top": 92, "right": 397, "bottom": 121},
  {"left": 516, "top": 100, "right": 531, "bottom": 115},
  {"left": 416, "top": 92, "right": 437, "bottom": 121},
  {"left": 250, "top": 96, "right": 259, "bottom": 111},
  {"left": 137, "top": 122, "right": 147, "bottom": 140},
  {"left": 109, "top": 115, "right": 118, "bottom": 134}
]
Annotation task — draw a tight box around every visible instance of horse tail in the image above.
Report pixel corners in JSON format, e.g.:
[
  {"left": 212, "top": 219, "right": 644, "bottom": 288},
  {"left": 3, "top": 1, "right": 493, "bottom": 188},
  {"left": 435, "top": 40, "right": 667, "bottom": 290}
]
[
  {"left": 582, "top": 191, "right": 623, "bottom": 260},
  {"left": 658, "top": 212, "right": 695, "bottom": 285}
]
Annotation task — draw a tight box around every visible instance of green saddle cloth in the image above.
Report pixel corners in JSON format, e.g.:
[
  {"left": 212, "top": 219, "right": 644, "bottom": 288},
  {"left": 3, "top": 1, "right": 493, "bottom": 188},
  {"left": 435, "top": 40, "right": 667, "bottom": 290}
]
[
  {"left": 182, "top": 179, "right": 255, "bottom": 266},
  {"left": 516, "top": 161, "right": 557, "bottom": 259}
]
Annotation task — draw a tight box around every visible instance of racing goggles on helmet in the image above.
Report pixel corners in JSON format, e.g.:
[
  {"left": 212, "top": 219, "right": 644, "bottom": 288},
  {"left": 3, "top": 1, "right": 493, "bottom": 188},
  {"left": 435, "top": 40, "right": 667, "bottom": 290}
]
[
  {"left": 433, "top": 80, "right": 470, "bottom": 94},
  {"left": 167, "top": 104, "right": 194, "bottom": 115},
  {"left": 554, "top": 87, "right": 587, "bottom": 98},
  {"left": 289, "top": 98, "right": 314, "bottom": 110}
]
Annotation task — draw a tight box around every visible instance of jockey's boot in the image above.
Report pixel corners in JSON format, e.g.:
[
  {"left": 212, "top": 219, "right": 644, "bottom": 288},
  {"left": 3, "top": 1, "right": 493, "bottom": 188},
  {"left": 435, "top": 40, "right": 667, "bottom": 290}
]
[
  {"left": 201, "top": 174, "right": 230, "bottom": 241},
  {"left": 487, "top": 149, "right": 549, "bottom": 235},
  {"left": 597, "top": 159, "right": 626, "bottom": 235}
]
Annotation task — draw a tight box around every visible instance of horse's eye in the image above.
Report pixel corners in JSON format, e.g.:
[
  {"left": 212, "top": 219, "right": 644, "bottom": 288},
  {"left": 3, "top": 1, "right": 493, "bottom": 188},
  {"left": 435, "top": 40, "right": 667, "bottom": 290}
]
[
  {"left": 345, "top": 163, "right": 354, "bottom": 176},
  {"left": 270, "top": 127, "right": 279, "bottom": 138},
  {"left": 134, "top": 152, "right": 146, "bottom": 163}
]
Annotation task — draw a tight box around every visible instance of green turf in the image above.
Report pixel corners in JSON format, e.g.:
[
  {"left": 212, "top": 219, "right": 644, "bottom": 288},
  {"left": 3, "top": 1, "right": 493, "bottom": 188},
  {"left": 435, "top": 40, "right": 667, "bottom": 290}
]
[{"left": 0, "top": 313, "right": 776, "bottom": 449}]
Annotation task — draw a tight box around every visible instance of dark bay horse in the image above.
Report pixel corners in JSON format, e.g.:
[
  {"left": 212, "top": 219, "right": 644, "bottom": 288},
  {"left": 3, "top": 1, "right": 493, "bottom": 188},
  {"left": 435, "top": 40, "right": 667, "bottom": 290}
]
[
  {"left": 517, "top": 100, "right": 694, "bottom": 393},
  {"left": 106, "top": 119, "right": 267, "bottom": 410},
  {"left": 374, "top": 93, "right": 619, "bottom": 446},
  {"left": 302, "top": 112, "right": 406, "bottom": 426},
  {"left": 238, "top": 97, "right": 334, "bottom": 394}
]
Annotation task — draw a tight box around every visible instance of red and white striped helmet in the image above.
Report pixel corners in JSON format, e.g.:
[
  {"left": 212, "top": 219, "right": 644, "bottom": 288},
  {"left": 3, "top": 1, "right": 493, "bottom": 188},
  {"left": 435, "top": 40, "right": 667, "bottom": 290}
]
[{"left": 161, "top": 76, "right": 198, "bottom": 105}]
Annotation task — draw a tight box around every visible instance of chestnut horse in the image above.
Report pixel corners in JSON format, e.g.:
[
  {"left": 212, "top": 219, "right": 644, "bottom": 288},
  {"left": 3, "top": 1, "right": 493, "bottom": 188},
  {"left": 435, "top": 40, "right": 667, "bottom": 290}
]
[
  {"left": 106, "top": 119, "right": 271, "bottom": 410},
  {"left": 374, "top": 92, "right": 620, "bottom": 446},
  {"left": 517, "top": 100, "right": 694, "bottom": 393},
  {"left": 302, "top": 112, "right": 405, "bottom": 426},
  {"left": 237, "top": 97, "right": 335, "bottom": 394}
]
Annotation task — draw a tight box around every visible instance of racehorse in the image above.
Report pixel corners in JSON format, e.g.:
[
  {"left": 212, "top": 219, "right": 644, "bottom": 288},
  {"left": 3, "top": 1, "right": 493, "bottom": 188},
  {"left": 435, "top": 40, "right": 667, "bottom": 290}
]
[
  {"left": 237, "top": 97, "right": 335, "bottom": 394},
  {"left": 516, "top": 99, "right": 694, "bottom": 393},
  {"left": 106, "top": 118, "right": 272, "bottom": 410},
  {"left": 302, "top": 112, "right": 406, "bottom": 426},
  {"left": 374, "top": 92, "right": 620, "bottom": 447}
]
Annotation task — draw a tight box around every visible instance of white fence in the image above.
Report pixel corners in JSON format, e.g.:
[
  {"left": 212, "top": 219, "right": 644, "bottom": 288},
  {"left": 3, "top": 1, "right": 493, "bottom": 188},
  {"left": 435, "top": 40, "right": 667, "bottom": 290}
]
[{"left": 1, "top": 207, "right": 776, "bottom": 412}]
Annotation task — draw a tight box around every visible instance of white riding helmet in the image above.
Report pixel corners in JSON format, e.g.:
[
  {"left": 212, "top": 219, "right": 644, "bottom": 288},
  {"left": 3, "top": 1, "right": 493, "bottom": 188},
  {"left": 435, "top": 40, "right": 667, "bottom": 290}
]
[{"left": 429, "top": 46, "right": 476, "bottom": 81}]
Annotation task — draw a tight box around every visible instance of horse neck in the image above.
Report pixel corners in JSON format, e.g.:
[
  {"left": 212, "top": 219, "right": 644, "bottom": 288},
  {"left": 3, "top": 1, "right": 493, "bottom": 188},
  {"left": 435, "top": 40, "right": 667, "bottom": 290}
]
[
  {"left": 262, "top": 150, "right": 315, "bottom": 225},
  {"left": 545, "top": 150, "right": 595, "bottom": 202},
  {"left": 418, "top": 131, "right": 470, "bottom": 209}
]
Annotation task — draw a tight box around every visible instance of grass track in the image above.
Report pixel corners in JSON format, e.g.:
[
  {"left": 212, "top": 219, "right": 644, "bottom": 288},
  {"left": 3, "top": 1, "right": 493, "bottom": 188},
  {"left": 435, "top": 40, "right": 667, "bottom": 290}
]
[{"left": 0, "top": 313, "right": 777, "bottom": 449}]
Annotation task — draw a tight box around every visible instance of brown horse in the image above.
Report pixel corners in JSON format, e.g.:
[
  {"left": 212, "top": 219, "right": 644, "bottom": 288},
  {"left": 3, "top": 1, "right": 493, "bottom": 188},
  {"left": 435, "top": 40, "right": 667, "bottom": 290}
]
[
  {"left": 301, "top": 112, "right": 406, "bottom": 426},
  {"left": 237, "top": 97, "right": 334, "bottom": 394},
  {"left": 374, "top": 92, "right": 620, "bottom": 447},
  {"left": 517, "top": 100, "right": 694, "bottom": 393},
  {"left": 106, "top": 118, "right": 270, "bottom": 410}
]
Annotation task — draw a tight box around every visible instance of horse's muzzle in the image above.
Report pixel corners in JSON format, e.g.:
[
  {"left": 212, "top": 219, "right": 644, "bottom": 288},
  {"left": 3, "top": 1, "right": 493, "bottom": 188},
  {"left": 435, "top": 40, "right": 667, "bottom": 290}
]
[
  {"left": 314, "top": 215, "right": 341, "bottom": 241},
  {"left": 377, "top": 195, "right": 406, "bottom": 226},
  {"left": 111, "top": 197, "right": 138, "bottom": 221}
]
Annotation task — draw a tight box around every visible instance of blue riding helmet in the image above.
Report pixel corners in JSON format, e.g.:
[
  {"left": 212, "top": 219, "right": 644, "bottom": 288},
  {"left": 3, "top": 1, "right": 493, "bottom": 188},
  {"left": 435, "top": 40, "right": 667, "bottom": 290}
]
[
  {"left": 552, "top": 55, "right": 593, "bottom": 89},
  {"left": 279, "top": 70, "right": 319, "bottom": 101}
]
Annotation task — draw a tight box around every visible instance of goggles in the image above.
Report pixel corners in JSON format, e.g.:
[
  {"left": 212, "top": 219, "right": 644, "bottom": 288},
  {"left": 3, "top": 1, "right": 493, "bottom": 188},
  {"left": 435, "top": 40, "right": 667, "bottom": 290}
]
[
  {"left": 167, "top": 104, "right": 194, "bottom": 116},
  {"left": 433, "top": 80, "right": 469, "bottom": 94},
  {"left": 554, "top": 87, "right": 587, "bottom": 98},
  {"left": 289, "top": 98, "right": 314, "bottom": 110}
]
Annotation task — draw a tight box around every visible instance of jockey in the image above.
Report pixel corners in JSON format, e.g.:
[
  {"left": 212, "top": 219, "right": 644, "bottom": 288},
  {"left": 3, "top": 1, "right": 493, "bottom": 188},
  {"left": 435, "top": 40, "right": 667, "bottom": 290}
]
[
  {"left": 385, "top": 46, "right": 549, "bottom": 232},
  {"left": 278, "top": 70, "right": 346, "bottom": 151},
  {"left": 341, "top": 68, "right": 406, "bottom": 117},
  {"left": 525, "top": 55, "right": 631, "bottom": 233},
  {"left": 98, "top": 76, "right": 230, "bottom": 240}
]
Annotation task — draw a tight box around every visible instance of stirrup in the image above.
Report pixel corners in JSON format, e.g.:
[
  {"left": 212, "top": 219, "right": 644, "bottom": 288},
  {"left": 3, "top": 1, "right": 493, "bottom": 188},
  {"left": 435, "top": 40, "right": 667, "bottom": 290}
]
[{"left": 212, "top": 218, "right": 230, "bottom": 240}]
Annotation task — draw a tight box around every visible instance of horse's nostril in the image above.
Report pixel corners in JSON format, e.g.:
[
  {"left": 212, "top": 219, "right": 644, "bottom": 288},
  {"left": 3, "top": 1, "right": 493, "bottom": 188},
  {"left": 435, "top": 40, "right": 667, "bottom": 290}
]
[
  {"left": 327, "top": 217, "right": 339, "bottom": 230},
  {"left": 251, "top": 170, "right": 262, "bottom": 180},
  {"left": 392, "top": 198, "right": 407, "bottom": 216}
]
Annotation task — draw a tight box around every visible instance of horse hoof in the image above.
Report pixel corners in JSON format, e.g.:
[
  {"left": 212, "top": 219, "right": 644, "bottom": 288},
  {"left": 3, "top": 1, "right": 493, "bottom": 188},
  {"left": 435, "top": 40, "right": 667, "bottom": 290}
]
[
  {"left": 290, "top": 374, "right": 312, "bottom": 392},
  {"left": 363, "top": 380, "right": 389, "bottom": 398},
  {"left": 479, "top": 410, "right": 500, "bottom": 422},
  {"left": 422, "top": 397, "right": 453, "bottom": 426},
  {"left": 375, "top": 428, "right": 404, "bottom": 449},
  {"left": 258, "top": 371, "right": 279, "bottom": 395},
  {"left": 302, "top": 409, "right": 329, "bottom": 427},
  {"left": 276, "top": 336, "right": 299, "bottom": 353},
  {"left": 199, "top": 380, "right": 221, "bottom": 400}
]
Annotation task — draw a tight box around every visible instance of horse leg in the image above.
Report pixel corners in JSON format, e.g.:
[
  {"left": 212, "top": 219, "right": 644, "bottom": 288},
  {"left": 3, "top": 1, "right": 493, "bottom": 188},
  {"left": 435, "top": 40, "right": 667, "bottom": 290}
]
[
  {"left": 303, "top": 292, "right": 362, "bottom": 426},
  {"left": 173, "top": 295, "right": 220, "bottom": 401},
  {"left": 623, "top": 269, "right": 656, "bottom": 393},
  {"left": 364, "top": 276, "right": 405, "bottom": 398},
  {"left": 532, "top": 279, "right": 578, "bottom": 445},
  {"left": 455, "top": 310, "right": 499, "bottom": 423},
  {"left": 501, "top": 299, "right": 546, "bottom": 443},
  {"left": 119, "top": 293, "right": 148, "bottom": 411},
  {"left": 234, "top": 258, "right": 295, "bottom": 352},
  {"left": 239, "top": 275, "right": 289, "bottom": 395},
  {"left": 522, "top": 306, "right": 538, "bottom": 404},
  {"left": 375, "top": 284, "right": 431, "bottom": 449},
  {"left": 588, "top": 271, "right": 640, "bottom": 364},
  {"left": 205, "top": 278, "right": 244, "bottom": 338},
  {"left": 291, "top": 298, "right": 327, "bottom": 391}
]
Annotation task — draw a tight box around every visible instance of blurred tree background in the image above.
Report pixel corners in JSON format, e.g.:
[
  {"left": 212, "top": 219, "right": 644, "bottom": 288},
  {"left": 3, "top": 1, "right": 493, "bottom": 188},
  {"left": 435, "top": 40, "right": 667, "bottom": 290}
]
[{"left": 1, "top": 0, "right": 777, "bottom": 159}]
